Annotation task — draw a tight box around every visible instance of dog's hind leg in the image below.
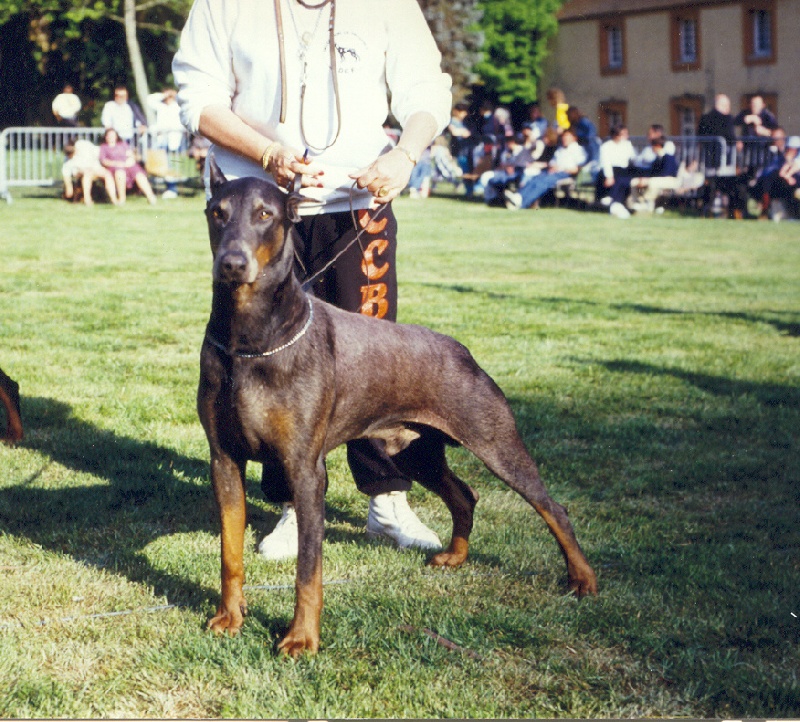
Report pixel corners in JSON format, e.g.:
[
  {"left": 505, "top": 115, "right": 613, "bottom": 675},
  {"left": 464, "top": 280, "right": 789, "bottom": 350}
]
[
  {"left": 465, "top": 416, "right": 597, "bottom": 597},
  {"left": 392, "top": 430, "right": 479, "bottom": 568},
  {"left": 208, "top": 454, "right": 249, "bottom": 635}
]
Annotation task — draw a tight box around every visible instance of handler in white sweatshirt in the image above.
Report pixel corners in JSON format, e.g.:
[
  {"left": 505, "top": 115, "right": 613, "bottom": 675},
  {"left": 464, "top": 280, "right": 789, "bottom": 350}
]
[{"left": 173, "top": 0, "right": 453, "bottom": 560}]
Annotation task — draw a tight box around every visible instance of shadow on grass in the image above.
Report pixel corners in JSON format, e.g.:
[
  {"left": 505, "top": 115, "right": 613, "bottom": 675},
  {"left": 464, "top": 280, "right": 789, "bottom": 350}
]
[
  {"left": 0, "top": 397, "right": 367, "bottom": 619},
  {"left": 599, "top": 358, "right": 800, "bottom": 407}
]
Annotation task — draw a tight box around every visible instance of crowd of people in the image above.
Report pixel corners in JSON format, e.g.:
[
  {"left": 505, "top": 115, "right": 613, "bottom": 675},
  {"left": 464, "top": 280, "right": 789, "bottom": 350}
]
[
  {"left": 50, "top": 79, "right": 799, "bottom": 220},
  {"left": 55, "top": 83, "right": 195, "bottom": 206},
  {"left": 407, "top": 89, "right": 799, "bottom": 222}
]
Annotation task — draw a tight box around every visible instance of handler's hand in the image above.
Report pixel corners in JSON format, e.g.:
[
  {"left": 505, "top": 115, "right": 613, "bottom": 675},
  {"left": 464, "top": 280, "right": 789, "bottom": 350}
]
[
  {"left": 350, "top": 148, "right": 415, "bottom": 204},
  {"left": 269, "top": 146, "right": 324, "bottom": 190}
]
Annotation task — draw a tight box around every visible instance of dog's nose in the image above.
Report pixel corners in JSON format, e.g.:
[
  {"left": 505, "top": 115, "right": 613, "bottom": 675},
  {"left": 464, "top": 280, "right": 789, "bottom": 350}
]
[{"left": 218, "top": 250, "right": 249, "bottom": 281}]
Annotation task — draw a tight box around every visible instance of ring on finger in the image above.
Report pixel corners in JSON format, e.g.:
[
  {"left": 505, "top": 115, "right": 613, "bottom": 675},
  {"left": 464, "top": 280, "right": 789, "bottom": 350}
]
[{"left": 377, "top": 187, "right": 389, "bottom": 198}]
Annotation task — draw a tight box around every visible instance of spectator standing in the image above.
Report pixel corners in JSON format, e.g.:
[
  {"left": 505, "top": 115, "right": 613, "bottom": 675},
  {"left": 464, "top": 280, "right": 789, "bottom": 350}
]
[
  {"left": 735, "top": 94, "right": 779, "bottom": 198},
  {"left": 698, "top": 93, "right": 743, "bottom": 217},
  {"left": 753, "top": 127, "right": 787, "bottom": 218},
  {"left": 447, "top": 102, "right": 475, "bottom": 191},
  {"left": 51, "top": 84, "right": 81, "bottom": 127},
  {"left": 546, "top": 87, "right": 569, "bottom": 131},
  {"left": 147, "top": 88, "right": 186, "bottom": 152},
  {"left": 101, "top": 86, "right": 147, "bottom": 143}
]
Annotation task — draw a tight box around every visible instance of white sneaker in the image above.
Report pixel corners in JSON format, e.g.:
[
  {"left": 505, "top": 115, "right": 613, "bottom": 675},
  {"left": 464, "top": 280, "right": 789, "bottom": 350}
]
[
  {"left": 257, "top": 503, "right": 298, "bottom": 560},
  {"left": 600, "top": 196, "right": 613, "bottom": 207},
  {"left": 609, "top": 201, "right": 631, "bottom": 219},
  {"left": 162, "top": 189, "right": 178, "bottom": 199},
  {"left": 504, "top": 190, "right": 522, "bottom": 210},
  {"left": 366, "top": 491, "right": 442, "bottom": 550}
]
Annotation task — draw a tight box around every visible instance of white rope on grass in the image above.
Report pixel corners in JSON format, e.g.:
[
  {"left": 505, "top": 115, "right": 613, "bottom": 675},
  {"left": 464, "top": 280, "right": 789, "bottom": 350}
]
[{"left": 0, "top": 579, "right": 352, "bottom": 630}]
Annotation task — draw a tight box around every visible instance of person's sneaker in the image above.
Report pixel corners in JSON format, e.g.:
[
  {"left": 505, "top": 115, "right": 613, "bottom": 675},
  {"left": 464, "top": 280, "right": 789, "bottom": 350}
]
[
  {"left": 600, "top": 195, "right": 613, "bottom": 207},
  {"left": 504, "top": 189, "right": 522, "bottom": 210},
  {"left": 366, "top": 491, "right": 442, "bottom": 550},
  {"left": 257, "top": 503, "right": 298, "bottom": 560},
  {"left": 162, "top": 189, "right": 178, "bottom": 199},
  {"left": 609, "top": 201, "right": 631, "bottom": 219}
]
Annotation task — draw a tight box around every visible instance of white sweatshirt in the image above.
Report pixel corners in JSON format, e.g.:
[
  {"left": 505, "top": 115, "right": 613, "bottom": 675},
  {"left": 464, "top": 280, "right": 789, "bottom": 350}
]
[{"left": 172, "top": 0, "right": 452, "bottom": 213}]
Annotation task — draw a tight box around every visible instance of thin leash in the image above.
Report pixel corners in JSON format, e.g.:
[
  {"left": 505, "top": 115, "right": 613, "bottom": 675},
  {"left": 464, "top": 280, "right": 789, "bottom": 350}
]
[{"left": 299, "top": 182, "right": 389, "bottom": 292}]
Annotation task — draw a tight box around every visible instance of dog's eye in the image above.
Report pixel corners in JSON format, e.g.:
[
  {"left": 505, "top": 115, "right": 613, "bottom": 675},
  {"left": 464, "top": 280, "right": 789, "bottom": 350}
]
[
  {"left": 257, "top": 209, "right": 272, "bottom": 221},
  {"left": 211, "top": 206, "right": 224, "bottom": 221}
]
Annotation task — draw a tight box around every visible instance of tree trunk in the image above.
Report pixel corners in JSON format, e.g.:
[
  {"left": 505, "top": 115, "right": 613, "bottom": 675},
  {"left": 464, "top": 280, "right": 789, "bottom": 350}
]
[{"left": 124, "top": 0, "right": 153, "bottom": 125}]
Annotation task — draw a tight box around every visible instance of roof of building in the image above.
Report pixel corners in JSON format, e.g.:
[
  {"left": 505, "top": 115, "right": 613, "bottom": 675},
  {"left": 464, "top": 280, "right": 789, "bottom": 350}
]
[{"left": 558, "top": 0, "right": 734, "bottom": 22}]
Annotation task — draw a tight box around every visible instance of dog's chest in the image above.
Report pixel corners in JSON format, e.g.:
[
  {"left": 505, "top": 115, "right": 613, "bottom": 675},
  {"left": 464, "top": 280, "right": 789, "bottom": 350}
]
[{"left": 231, "top": 379, "right": 297, "bottom": 457}]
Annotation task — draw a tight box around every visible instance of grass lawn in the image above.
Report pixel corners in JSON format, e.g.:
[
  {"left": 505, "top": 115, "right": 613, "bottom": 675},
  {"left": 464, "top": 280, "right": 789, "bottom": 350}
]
[{"left": 0, "top": 188, "right": 798, "bottom": 718}]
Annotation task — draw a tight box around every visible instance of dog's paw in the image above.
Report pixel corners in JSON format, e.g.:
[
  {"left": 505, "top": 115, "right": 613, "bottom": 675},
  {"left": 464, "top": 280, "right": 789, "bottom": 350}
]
[
  {"left": 568, "top": 566, "right": 599, "bottom": 598},
  {"left": 208, "top": 601, "right": 247, "bottom": 636},
  {"left": 277, "top": 629, "right": 319, "bottom": 658},
  {"left": 428, "top": 537, "right": 469, "bottom": 568}
]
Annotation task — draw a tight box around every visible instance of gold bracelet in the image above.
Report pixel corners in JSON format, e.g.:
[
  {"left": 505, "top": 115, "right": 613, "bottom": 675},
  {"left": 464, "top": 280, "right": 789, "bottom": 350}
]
[
  {"left": 261, "top": 141, "right": 279, "bottom": 172},
  {"left": 395, "top": 145, "right": 418, "bottom": 165}
]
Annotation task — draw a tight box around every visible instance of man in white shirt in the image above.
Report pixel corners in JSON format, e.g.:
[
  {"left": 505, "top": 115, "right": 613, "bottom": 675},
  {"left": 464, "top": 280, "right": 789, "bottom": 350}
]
[
  {"left": 597, "top": 124, "right": 636, "bottom": 218},
  {"left": 147, "top": 89, "right": 186, "bottom": 152},
  {"left": 101, "top": 86, "right": 146, "bottom": 143},
  {"left": 52, "top": 84, "right": 81, "bottom": 127},
  {"left": 505, "top": 128, "right": 587, "bottom": 209}
]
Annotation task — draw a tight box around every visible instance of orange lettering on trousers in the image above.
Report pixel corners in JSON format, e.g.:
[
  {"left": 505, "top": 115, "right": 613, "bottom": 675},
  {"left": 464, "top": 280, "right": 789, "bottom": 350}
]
[
  {"left": 361, "top": 238, "right": 389, "bottom": 280},
  {"left": 360, "top": 283, "right": 389, "bottom": 318},
  {"left": 358, "top": 209, "right": 388, "bottom": 234}
]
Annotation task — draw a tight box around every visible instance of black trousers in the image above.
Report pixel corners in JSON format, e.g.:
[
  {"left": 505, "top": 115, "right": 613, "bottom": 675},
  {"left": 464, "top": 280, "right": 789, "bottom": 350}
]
[{"left": 261, "top": 204, "right": 414, "bottom": 504}]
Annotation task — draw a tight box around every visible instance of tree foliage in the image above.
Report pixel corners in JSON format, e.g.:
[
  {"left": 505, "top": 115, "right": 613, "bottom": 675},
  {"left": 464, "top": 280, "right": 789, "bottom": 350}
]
[
  {"left": 474, "top": 0, "right": 564, "bottom": 105},
  {"left": 418, "top": 0, "right": 483, "bottom": 103},
  {"left": 0, "top": 0, "right": 189, "bottom": 126}
]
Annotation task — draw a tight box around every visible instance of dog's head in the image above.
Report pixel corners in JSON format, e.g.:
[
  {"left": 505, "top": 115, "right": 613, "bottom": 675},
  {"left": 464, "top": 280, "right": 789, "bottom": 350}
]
[{"left": 205, "top": 155, "right": 306, "bottom": 286}]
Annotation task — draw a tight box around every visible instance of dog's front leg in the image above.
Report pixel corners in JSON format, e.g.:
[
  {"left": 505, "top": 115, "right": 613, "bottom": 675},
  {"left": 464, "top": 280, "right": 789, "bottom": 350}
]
[
  {"left": 208, "top": 454, "right": 249, "bottom": 636},
  {"left": 278, "top": 459, "right": 326, "bottom": 658}
]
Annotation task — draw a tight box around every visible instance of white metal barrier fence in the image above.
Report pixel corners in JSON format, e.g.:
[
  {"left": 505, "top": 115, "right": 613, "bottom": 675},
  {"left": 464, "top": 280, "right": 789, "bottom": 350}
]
[{"left": 0, "top": 126, "right": 199, "bottom": 202}]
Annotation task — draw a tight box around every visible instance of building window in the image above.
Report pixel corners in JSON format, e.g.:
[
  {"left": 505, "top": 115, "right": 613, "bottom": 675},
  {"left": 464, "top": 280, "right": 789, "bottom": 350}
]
[
  {"left": 671, "top": 9, "right": 701, "bottom": 71},
  {"left": 669, "top": 96, "right": 704, "bottom": 136},
  {"left": 599, "top": 18, "right": 626, "bottom": 75},
  {"left": 598, "top": 100, "right": 627, "bottom": 139},
  {"left": 743, "top": 0, "right": 776, "bottom": 65}
]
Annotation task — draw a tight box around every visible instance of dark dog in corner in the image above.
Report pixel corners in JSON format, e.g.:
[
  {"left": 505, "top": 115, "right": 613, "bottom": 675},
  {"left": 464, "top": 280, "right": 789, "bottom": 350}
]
[
  {"left": 198, "top": 157, "right": 597, "bottom": 657},
  {"left": 0, "top": 367, "right": 23, "bottom": 446}
]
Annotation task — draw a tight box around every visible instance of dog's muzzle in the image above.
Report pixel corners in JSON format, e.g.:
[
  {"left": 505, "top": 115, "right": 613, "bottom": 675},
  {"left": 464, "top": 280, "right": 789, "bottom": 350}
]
[{"left": 214, "top": 248, "right": 256, "bottom": 284}]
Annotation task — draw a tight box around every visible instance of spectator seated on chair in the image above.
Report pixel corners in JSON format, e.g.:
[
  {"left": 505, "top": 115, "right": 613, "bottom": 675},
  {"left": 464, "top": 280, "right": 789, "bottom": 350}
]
[
  {"left": 630, "top": 134, "right": 680, "bottom": 213},
  {"left": 761, "top": 135, "right": 800, "bottom": 221},
  {"left": 504, "top": 128, "right": 587, "bottom": 210},
  {"left": 595, "top": 124, "right": 637, "bottom": 218},
  {"left": 483, "top": 133, "right": 534, "bottom": 206},
  {"left": 99, "top": 128, "right": 157, "bottom": 205},
  {"left": 144, "top": 148, "right": 185, "bottom": 199},
  {"left": 62, "top": 138, "right": 119, "bottom": 206}
]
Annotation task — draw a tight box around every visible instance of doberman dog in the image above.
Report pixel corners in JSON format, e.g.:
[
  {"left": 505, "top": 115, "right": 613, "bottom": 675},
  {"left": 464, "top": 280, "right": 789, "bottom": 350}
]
[
  {"left": 198, "top": 157, "right": 597, "bottom": 657},
  {"left": 0, "top": 367, "right": 23, "bottom": 446}
]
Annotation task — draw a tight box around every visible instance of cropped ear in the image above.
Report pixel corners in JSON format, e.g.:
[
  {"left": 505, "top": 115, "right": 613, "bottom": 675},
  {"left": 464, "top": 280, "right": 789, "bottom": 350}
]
[
  {"left": 285, "top": 191, "right": 313, "bottom": 224},
  {"left": 208, "top": 154, "right": 227, "bottom": 194}
]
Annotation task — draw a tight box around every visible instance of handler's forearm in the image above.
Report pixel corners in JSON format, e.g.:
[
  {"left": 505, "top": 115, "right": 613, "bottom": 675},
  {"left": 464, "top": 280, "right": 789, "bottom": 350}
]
[
  {"left": 198, "top": 104, "right": 272, "bottom": 165},
  {"left": 395, "top": 112, "right": 439, "bottom": 159}
]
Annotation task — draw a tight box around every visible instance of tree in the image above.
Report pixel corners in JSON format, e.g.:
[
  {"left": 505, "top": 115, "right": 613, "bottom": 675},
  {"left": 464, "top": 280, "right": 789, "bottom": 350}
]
[
  {"left": 418, "top": 0, "right": 484, "bottom": 103},
  {"left": 0, "top": 0, "right": 189, "bottom": 126},
  {"left": 474, "top": 0, "right": 564, "bottom": 105}
]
